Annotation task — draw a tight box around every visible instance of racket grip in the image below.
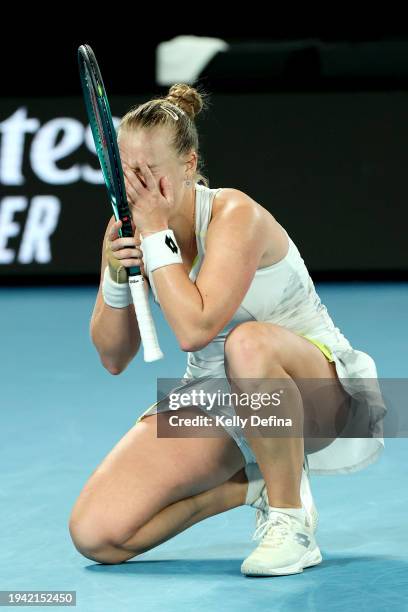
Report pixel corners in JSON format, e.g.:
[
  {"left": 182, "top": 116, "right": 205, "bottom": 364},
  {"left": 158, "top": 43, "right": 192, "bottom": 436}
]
[{"left": 128, "top": 275, "right": 164, "bottom": 362}]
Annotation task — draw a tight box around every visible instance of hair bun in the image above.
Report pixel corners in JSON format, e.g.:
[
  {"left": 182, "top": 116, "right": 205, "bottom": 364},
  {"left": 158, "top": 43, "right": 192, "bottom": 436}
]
[{"left": 166, "top": 84, "right": 204, "bottom": 120}]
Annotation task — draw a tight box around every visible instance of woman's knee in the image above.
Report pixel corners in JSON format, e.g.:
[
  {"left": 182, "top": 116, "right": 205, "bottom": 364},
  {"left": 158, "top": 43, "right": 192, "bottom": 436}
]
[
  {"left": 69, "top": 515, "right": 118, "bottom": 564},
  {"left": 68, "top": 505, "right": 143, "bottom": 564},
  {"left": 224, "top": 322, "right": 282, "bottom": 374}
]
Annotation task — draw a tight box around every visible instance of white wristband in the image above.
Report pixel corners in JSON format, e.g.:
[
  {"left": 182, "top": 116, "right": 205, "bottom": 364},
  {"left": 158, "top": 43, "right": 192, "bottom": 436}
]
[
  {"left": 102, "top": 266, "right": 132, "bottom": 308},
  {"left": 141, "top": 229, "right": 183, "bottom": 274}
]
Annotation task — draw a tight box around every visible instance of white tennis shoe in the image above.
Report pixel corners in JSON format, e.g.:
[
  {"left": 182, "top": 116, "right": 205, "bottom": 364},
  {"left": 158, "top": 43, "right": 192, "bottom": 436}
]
[{"left": 241, "top": 509, "right": 322, "bottom": 576}]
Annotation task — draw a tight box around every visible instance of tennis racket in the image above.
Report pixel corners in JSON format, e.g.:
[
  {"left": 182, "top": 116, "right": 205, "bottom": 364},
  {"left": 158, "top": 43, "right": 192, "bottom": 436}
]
[{"left": 77, "top": 44, "right": 164, "bottom": 362}]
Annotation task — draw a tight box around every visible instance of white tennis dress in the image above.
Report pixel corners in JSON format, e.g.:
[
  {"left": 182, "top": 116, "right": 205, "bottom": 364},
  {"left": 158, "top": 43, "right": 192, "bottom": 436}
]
[{"left": 138, "top": 183, "right": 386, "bottom": 475}]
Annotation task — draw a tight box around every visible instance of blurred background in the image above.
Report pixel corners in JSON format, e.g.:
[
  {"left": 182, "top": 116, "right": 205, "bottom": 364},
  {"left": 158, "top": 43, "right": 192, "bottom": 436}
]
[
  {"left": 1, "top": 28, "right": 408, "bottom": 283},
  {"left": 1, "top": 27, "right": 408, "bottom": 612}
]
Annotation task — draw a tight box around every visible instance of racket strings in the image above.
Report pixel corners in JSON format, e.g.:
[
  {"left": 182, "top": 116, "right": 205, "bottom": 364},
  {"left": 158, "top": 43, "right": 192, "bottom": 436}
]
[{"left": 79, "top": 46, "right": 132, "bottom": 237}]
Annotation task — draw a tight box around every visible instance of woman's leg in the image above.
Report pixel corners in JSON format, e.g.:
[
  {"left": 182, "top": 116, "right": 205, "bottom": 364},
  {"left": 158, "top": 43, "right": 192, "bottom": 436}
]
[
  {"left": 69, "top": 407, "right": 248, "bottom": 564},
  {"left": 224, "top": 321, "right": 352, "bottom": 509}
]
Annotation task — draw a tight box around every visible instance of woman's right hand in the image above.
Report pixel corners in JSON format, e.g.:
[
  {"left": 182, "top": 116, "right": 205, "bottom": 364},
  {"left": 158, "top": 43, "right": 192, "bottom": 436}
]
[{"left": 105, "top": 219, "right": 146, "bottom": 283}]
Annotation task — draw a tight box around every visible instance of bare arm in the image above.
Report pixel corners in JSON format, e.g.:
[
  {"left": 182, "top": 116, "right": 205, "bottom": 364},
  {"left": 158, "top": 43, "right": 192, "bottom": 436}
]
[
  {"left": 90, "top": 215, "right": 142, "bottom": 374},
  {"left": 151, "top": 190, "right": 267, "bottom": 352}
]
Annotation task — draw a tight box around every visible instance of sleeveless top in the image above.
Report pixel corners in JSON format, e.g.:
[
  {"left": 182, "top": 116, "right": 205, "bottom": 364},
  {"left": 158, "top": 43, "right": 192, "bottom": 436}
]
[
  {"left": 147, "top": 183, "right": 357, "bottom": 378},
  {"left": 145, "top": 183, "right": 386, "bottom": 474}
]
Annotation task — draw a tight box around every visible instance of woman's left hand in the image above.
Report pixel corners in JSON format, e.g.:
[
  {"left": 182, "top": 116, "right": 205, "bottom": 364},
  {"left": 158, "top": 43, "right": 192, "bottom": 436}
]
[{"left": 122, "top": 160, "right": 174, "bottom": 237}]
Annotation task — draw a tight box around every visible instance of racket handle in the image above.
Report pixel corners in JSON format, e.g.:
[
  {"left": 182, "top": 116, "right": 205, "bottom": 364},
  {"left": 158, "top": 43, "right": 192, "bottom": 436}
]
[{"left": 128, "top": 275, "right": 164, "bottom": 362}]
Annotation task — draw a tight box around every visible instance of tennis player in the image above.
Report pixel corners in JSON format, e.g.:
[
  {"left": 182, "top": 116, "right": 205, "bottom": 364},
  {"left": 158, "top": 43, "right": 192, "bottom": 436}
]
[{"left": 69, "top": 85, "right": 385, "bottom": 576}]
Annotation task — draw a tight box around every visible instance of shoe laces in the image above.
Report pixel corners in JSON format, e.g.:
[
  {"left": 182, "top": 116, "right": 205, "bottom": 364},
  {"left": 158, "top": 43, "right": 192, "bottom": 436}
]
[
  {"left": 251, "top": 484, "right": 268, "bottom": 512},
  {"left": 255, "top": 508, "right": 264, "bottom": 526},
  {"left": 252, "top": 511, "right": 293, "bottom": 543}
]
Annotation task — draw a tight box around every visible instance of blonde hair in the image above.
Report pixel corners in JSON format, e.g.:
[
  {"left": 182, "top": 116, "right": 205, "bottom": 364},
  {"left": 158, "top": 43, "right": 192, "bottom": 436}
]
[{"left": 118, "top": 84, "right": 209, "bottom": 186}]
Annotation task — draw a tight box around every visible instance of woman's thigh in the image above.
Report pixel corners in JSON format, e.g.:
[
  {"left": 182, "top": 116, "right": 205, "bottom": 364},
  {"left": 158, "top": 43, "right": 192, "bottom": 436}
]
[
  {"left": 224, "top": 321, "right": 353, "bottom": 455},
  {"left": 69, "top": 406, "right": 245, "bottom": 546}
]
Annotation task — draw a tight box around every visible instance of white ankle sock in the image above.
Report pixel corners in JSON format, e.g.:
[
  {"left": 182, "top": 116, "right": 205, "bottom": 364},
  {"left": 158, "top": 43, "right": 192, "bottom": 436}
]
[{"left": 268, "top": 505, "right": 306, "bottom": 523}]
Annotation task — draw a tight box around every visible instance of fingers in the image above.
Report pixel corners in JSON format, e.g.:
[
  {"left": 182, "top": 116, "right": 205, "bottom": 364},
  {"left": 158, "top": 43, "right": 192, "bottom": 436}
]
[
  {"left": 107, "top": 241, "right": 144, "bottom": 271},
  {"left": 108, "top": 219, "right": 139, "bottom": 249},
  {"left": 106, "top": 219, "right": 144, "bottom": 271},
  {"left": 122, "top": 160, "right": 157, "bottom": 207},
  {"left": 124, "top": 172, "right": 141, "bottom": 204},
  {"left": 139, "top": 161, "right": 156, "bottom": 191},
  {"left": 122, "top": 159, "right": 149, "bottom": 187},
  {"left": 113, "top": 246, "right": 143, "bottom": 261},
  {"left": 109, "top": 236, "right": 140, "bottom": 251},
  {"left": 106, "top": 215, "right": 145, "bottom": 275},
  {"left": 123, "top": 163, "right": 146, "bottom": 201},
  {"left": 108, "top": 219, "right": 122, "bottom": 241}
]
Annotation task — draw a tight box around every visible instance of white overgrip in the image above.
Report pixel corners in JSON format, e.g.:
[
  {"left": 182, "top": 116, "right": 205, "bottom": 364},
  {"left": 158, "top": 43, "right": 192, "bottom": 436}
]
[{"left": 128, "top": 274, "right": 164, "bottom": 362}]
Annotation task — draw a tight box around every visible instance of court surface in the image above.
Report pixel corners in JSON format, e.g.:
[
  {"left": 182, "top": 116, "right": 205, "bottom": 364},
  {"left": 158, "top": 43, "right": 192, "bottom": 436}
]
[{"left": 1, "top": 282, "right": 407, "bottom": 612}]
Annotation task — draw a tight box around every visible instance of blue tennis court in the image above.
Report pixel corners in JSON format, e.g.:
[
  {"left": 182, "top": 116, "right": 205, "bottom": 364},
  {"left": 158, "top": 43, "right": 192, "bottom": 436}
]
[{"left": 1, "top": 282, "right": 407, "bottom": 611}]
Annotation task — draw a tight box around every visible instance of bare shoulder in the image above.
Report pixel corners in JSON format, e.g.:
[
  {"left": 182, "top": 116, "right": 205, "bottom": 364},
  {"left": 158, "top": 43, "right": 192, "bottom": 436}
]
[
  {"left": 211, "top": 188, "right": 259, "bottom": 217},
  {"left": 211, "top": 187, "right": 276, "bottom": 224},
  {"left": 210, "top": 188, "right": 289, "bottom": 268}
]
